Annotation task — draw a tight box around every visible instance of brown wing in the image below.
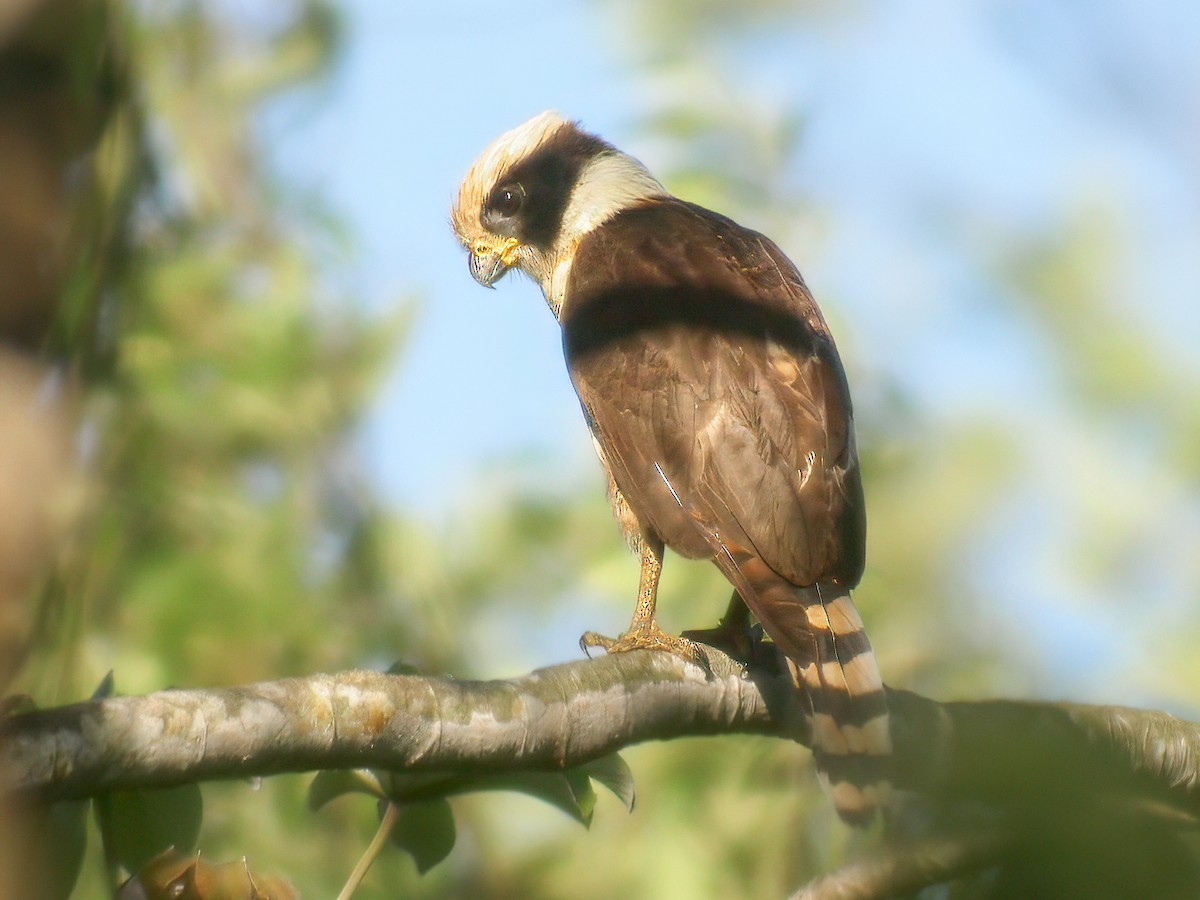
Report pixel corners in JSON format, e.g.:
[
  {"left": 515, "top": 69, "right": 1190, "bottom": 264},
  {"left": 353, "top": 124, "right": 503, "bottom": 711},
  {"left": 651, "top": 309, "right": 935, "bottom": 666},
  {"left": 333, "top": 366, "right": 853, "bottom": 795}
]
[{"left": 562, "top": 198, "right": 865, "bottom": 590}]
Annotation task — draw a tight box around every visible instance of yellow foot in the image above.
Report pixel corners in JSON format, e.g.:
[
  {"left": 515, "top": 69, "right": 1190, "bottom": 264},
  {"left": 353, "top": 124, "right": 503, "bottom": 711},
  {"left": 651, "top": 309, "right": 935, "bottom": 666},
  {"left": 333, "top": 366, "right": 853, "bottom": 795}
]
[{"left": 579, "top": 625, "right": 708, "bottom": 668}]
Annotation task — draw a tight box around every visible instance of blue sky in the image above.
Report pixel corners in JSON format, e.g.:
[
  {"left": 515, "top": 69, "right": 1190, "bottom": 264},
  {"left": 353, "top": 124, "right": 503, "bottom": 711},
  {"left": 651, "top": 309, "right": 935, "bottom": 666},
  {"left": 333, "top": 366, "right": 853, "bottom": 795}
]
[
  {"left": 270, "top": 0, "right": 1200, "bottom": 702},
  {"left": 270, "top": 1, "right": 635, "bottom": 515},
  {"left": 272, "top": 0, "right": 1199, "bottom": 512}
]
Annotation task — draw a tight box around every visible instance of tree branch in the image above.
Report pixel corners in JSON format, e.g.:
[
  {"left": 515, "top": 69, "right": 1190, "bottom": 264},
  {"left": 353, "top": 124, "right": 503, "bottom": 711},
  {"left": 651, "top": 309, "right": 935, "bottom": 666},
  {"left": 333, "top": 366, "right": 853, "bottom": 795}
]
[
  {"left": 790, "top": 830, "right": 1009, "bottom": 900},
  {"left": 0, "top": 650, "right": 800, "bottom": 799},
  {"left": 5, "top": 650, "right": 1200, "bottom": 897},
  {"left": 4, "top": 651, "right": 1200, "bottom": 816}
]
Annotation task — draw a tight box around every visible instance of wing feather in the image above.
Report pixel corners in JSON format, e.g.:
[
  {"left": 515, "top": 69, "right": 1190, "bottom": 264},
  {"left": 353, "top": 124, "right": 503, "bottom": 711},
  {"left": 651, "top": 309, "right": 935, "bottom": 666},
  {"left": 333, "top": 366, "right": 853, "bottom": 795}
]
[
  {"left": 563, "top": 198, "right": 864, "bottom": 590},
  {"left": 563, "top": 198, "right": 887, "bottom": 823}
]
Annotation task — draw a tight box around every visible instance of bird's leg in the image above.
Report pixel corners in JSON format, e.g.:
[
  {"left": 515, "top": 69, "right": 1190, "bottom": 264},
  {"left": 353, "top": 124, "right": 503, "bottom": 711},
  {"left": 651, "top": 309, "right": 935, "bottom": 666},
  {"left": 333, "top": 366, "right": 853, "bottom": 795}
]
[{"left": 579, "top": 535, "right": 704, "bottom": 663}]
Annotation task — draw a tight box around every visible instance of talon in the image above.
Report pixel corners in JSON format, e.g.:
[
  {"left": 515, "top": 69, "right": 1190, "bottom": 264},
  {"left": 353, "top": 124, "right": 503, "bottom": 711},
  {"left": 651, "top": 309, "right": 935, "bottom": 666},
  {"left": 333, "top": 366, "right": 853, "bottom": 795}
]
[
  {"left": 579, "top": 622, "right": 708, "bottom": 670},
  {"left": 577, "top": 536, "right": 712, "bottom": 670},
  {"left": 579, "top": 631, "right": 617, "bottom": 657}
]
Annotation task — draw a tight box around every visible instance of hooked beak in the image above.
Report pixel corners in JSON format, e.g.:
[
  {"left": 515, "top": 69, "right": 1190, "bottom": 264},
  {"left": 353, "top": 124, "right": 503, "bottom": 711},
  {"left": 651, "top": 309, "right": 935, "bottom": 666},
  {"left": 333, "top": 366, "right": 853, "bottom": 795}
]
[
  {"left": 467, "top": 237, "right": 521, "bottom": 289},
  {"left": 468, "top": 248, "right": 508, "bottom": 288}
]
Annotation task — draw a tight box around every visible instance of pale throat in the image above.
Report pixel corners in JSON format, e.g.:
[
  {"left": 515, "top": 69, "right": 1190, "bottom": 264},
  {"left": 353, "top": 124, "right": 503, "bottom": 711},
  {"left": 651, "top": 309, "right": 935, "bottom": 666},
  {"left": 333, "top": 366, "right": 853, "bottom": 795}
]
[
  {"left": 538, "top": 152, "right": 666, "bottom": 321},
  {"left": 560, "top": 152, "right": 665, "bottom": 239},
  {"left": 544, "top": 251, "right": 575, "bottom": 320}
]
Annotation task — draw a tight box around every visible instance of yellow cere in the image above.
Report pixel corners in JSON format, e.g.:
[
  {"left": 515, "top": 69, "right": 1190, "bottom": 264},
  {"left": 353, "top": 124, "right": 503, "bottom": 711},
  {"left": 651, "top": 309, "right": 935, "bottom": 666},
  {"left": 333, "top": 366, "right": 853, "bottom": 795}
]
[{"left": 497, "top": 237, "right": 522, "bottom": 266}]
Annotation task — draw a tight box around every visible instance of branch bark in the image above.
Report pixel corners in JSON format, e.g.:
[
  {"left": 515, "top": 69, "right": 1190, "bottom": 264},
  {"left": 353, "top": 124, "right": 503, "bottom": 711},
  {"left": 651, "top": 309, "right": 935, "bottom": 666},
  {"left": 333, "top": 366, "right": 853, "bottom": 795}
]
[
  {"left": 4, "top": 649, "right": 1200, "bottom": 896},
  {"left": 0, "top": 651, "right": 797, "bottom": 799}
]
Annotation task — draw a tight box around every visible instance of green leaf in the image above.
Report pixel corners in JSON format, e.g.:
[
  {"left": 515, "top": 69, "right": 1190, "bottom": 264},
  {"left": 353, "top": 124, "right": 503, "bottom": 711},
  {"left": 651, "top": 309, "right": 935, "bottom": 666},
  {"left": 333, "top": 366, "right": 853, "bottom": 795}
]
[
  {"left": 369, "top": 756, "right": 633, "bottom": 826},
  {"left": 308, "top": 769, "right": 385, "bottom": 811},
  {"left": 91, "top": 670, "right": 116, "bottom": 701},
  {"left": 101, "top": 784, "right": 203, "bottom": 874},
  {"left": 390, "top": 799, "right": 457, "bottom": 874},
  {"left": 375, "top": 769, "right": 464, "bottom": 803},
  {"left": 475, "top": 771, "right": 597, "bottom": 828},
  {"left": 384, "top": 769, "right": 599, "bottom": 826},
  {"left": 385, "top": 660, "right": 422, "bottom": 676},
  {"left": 578, "top": 753, "right": 636, "bottom": 812},
  {"left": 16, "top": 800, "right": 89, "bottom": 900},
  {"left": 564, "top": 769, "right": 597, "bottom": 826}
]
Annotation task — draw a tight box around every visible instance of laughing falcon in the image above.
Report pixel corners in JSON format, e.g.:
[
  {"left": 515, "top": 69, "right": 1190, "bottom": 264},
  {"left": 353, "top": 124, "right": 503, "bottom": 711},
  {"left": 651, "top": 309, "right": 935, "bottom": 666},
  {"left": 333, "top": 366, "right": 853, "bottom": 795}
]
[{"left": 451, "top": 112, "right": 890, "bottom": 823}]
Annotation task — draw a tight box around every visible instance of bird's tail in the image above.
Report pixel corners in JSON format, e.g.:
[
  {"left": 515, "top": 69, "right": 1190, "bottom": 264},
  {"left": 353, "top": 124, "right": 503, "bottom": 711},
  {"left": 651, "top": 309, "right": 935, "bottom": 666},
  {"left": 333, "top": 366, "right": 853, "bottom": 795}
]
[
  {"left": 647, "top": 464, "right": 890, "bottom": 823},
  {"left": 720, "top": 552, "right": 892, "bottom": 824},
  {"left": 793, "top": 579, "right": 891, "bottom": 824}
]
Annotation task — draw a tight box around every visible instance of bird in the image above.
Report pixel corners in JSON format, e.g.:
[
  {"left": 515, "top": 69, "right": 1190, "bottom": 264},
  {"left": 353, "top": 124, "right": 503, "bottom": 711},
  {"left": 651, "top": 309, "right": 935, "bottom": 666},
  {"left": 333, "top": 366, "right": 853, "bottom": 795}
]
[{"left": 451, "top": 111, "right": 890, "bottom": 823}]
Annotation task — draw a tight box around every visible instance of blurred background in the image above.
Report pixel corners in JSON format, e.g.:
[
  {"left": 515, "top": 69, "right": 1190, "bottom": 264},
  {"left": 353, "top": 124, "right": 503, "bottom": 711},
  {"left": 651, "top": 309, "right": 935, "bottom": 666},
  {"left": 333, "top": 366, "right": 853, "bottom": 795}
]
[{"left": 1, "top": 0, "right": 1198, "bottom": 896}]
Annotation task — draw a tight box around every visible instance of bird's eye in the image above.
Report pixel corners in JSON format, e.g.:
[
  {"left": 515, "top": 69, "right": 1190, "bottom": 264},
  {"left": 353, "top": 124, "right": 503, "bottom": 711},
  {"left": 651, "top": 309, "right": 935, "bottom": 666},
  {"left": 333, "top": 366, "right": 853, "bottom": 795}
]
[{"left": 488, "top": 183, "right": 525, "bottom": 218}]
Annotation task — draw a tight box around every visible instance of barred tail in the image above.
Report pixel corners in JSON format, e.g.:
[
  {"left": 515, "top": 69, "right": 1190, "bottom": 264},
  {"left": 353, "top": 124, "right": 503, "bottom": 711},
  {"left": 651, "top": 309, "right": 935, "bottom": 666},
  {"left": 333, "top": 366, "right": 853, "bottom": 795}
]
[
  {"left": 721, "top": 552, "right": 891, "bottom": 824},
  {"left": 793, "top": 580, "right": 891, "bottom": 824},
  {"left": 643, "top": 465, "right": 890, "bottom": 823}
]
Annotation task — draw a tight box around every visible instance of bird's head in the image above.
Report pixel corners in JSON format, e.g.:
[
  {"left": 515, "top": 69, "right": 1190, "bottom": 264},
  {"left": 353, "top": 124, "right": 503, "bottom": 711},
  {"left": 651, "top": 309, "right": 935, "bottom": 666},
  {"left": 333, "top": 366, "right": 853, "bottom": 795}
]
[{"left": 451, "top": 111, "right": 665, "bottom": 315}]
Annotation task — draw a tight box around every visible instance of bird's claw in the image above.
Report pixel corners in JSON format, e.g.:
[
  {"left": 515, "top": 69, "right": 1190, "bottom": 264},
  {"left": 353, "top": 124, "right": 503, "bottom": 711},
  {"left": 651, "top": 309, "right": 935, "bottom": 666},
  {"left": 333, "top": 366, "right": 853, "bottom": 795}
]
[{"left": 579, "top": 626, "right": 710, "bottom": 671}]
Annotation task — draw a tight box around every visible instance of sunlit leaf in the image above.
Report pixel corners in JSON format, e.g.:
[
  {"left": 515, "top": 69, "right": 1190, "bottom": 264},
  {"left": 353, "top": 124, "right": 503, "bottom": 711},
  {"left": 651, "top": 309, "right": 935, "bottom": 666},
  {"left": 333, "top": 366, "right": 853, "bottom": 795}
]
[
  {"left": 116, "top": 848, "right": 191, "bottom": 899},
  {"left": 578, "top": 752, "right": 636, "bottom": 812},
  {"left": 119, "top": 848, "right": 298, "bottom": 900}
]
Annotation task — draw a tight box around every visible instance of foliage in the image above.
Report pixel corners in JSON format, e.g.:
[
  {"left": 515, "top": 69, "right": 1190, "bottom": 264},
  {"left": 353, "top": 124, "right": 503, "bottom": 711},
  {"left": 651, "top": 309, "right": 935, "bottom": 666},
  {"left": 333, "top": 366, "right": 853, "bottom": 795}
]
[
  {"left": 1, "top": 0, "right": 1195, "bottom": 897},
  {"left": 3, "top": 1, "right": 410, "bottom": 896},
  {"left": 309, "top": 752, "right": 634, "bottom": 883}
]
